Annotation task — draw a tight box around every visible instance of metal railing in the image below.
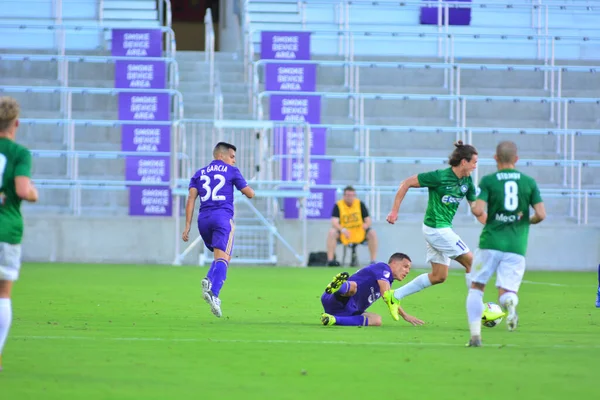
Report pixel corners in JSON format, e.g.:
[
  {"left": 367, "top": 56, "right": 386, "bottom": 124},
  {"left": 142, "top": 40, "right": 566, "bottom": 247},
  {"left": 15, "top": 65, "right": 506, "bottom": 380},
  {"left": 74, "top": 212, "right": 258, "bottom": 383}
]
[
  {"left": 251, "top": 59, "right": 600, "bottom": 125},
  {"left": 243, "top": 0, "right": 600, "bottom": 61},
  {"left": 245, "top": 0, "right": 600, "bottom": 33},
  {"left": 173, "top": 119, "right": 313, "bottom": 266},
  {"left": 246, "top": 29, "right": 600, "bottom": 80},
  {"left": 1, "top": 85, "right": 184, "bottom": 120},
  {"left": 160, "top": 0, "right": 173, "bottom": 27},
  {"left": 255, "top": 90, "right": 600, "bottom": 132},
  {"left": 0, "top": 23, "right": 177, "bottom": 58},
  {"left": 0, "top": 53, "right": 180, "bottom": 90},
  {"left": 28, "top": 144, "right": 600, "bottom": 225},
  {"left": 266, "top": 154, "right": 600, "bottom": 225},
  {"left": 205, "top": 8, "right": 216, "bottom": 93},
  {"left": 204, "top": 8, "right": 223, "bottom": 118},
  {"left": 9, "top": 0, "right": 172, "bottom": 27}
]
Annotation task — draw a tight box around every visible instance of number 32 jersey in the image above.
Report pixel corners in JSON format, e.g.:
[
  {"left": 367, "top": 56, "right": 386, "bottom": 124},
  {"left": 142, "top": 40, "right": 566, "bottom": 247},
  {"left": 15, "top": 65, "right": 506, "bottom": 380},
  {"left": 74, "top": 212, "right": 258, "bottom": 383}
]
[
  {"left": 477, "top": 168, "right": 543, "bottom": 256},
  {"left": 189, "top": 160, "right": 248, "bottom": 219}
]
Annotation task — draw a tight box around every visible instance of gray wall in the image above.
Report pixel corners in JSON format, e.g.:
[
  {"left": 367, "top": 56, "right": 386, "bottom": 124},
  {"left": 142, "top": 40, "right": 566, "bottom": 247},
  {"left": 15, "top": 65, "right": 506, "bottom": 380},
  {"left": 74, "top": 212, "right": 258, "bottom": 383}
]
[{"left": 22, "top": 215, "right": 599, "bottom": 271}]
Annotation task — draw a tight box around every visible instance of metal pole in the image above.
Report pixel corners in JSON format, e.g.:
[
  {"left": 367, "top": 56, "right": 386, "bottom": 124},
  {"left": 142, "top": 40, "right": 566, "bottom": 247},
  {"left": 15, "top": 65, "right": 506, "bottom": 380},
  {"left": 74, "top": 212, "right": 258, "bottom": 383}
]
[
  {"left": 449, "top": 64, "right": 454, "bottom": 120},
  {"left": 570, "top": 130, "right": 576, "bottom": 216},
  {"left": 584, "top": 191, "right": 588, "bottom": 225},
  {"left": 557, "top": 68, "right": 562, "bottom": 128},
  {"left": 302, "top": 123, "right": 311, "bottom": 266},
  {"left": 437, "top": 0, "right": 443, "bottom": 57},
  {"left": 562, "top": 101, "right": 569, "bottom": 186},
  {"left": 577, "top": 162, "right": 582, "bottom": 225},
  {"left": 455, "top": 66, "right": 461, "bottom": 127},
  {"left": 461, "top": 98, "right": 467, "bottom": 138},
  {"left": 443, "top": 4, "right": 449, "bottom": 88}
]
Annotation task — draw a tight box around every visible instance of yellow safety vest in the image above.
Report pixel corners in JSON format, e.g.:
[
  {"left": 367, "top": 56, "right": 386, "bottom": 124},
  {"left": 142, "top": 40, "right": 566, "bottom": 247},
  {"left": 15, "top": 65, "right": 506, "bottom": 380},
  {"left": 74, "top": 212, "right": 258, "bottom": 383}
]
[{"left": 337, "top": 199, "right": 366, "bottom": 245}]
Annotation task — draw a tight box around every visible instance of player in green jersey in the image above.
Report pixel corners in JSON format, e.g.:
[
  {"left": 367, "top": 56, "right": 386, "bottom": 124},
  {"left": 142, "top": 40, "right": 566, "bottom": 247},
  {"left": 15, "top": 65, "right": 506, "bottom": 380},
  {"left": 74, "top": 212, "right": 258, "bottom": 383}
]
[
  {"left": 0, "top": 97, "right": 38, "bottom": 370},
  {"left": 466, "top": 141, "right": 545, "bottom": 347},
  {"left": 381, "top": 141, "right": 488, "bottom": 319}
]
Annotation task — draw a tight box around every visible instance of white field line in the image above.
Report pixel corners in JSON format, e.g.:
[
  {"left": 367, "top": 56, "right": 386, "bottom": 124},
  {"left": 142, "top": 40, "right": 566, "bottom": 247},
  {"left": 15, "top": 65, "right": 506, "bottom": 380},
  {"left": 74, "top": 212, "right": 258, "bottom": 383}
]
[{"left": 13, "top": 336, "right": 600, "bottom": 350}]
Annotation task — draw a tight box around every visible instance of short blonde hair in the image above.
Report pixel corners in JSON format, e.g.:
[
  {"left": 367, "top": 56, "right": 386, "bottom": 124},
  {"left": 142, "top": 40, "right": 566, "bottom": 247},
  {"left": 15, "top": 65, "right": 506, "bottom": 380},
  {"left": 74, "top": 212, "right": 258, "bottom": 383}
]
[{"left": 0, "top": 96, "right": 20, "bottom": 132}]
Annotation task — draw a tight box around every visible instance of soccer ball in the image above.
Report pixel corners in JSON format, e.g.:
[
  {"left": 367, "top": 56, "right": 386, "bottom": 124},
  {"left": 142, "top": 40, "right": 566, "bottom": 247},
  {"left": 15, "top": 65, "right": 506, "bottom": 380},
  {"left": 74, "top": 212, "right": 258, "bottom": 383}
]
[{"left": 482, "top": 302, "right": 504, "bottom": 328}]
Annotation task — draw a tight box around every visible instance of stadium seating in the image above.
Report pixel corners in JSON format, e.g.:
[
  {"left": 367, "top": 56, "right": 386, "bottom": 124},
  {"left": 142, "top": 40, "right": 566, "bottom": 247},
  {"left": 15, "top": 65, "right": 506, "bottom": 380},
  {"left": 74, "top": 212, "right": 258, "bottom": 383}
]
[
  {"left": 0, "top": 0, "right": 180, "bottom": 215},
  {"left": 0, "top": 0, "right": 162, "bottom": 51},
  {"left": 244, "top": 0, "right": 600, "bottom": 226},
  {"left": 1, "top": 0, "right": 599, "bottom": 265}
]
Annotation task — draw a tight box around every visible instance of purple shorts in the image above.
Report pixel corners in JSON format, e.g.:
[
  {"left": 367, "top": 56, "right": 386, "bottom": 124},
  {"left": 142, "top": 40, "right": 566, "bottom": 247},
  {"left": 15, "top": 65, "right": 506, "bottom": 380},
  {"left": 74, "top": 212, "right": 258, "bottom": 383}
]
[
  {"left": 321, "top": 293, "right": 362, "bottom": 316},
  {"left": 198, "top": 216, "right": 235, "bottom": 255}
]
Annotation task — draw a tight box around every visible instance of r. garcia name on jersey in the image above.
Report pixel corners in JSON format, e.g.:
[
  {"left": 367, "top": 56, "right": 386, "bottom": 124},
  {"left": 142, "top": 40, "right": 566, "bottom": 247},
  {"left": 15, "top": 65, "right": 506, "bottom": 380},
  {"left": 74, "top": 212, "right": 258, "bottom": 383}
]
[
  {"left": 441, "top": 195, "right": 463, "bottom": 204},
  {"left": 494, "top": 212, "right": 523, "bottom": 223},
  {"left": 204, "top": 164, "right": 228, "bottom": 174}
]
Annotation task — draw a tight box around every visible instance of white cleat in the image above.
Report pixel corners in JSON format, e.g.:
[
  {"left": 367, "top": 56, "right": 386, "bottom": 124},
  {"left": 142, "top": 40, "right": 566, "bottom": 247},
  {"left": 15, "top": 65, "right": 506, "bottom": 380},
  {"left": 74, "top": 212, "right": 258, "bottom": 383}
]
[
  {"left": 201, "top": 278, "right": 222, "bottom": 318},
  {"left": 505, "top": 300, "right": 518, "bottom": 332},
  {"left": 203, "top": 293, "right": 222, "bottom": 318}
]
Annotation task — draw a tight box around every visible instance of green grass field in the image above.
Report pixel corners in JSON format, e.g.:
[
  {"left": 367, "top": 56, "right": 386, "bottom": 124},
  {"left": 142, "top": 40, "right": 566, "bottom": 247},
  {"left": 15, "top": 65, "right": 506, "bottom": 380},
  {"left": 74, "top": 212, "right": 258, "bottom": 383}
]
[{"left": 1, "top": 263, "right": 598, "bottom": 400}]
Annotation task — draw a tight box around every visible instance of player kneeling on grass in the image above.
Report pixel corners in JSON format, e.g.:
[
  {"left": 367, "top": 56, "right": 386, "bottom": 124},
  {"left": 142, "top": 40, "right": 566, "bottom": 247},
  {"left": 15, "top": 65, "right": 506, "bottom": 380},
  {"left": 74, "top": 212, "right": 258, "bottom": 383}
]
[
  {"left": 466, "top": 141, "right": 546, "bottom": 347},
  {"left": 320, "top": 253, "right": 424, "bottom": 327}
]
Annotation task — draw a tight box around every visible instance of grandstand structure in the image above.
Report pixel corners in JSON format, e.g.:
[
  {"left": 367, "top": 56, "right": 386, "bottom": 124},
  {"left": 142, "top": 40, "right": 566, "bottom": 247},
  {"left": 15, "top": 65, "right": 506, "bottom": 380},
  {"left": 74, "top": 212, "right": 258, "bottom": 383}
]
[{"left": 1, "top": 0, "right": 599, "bottom": 268}]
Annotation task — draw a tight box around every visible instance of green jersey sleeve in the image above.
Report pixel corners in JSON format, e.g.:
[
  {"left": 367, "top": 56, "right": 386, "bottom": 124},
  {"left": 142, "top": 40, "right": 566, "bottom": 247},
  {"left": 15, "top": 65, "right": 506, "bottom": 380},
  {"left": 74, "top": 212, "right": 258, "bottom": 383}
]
[
  {"left": 466, "top": 177, "right": 477, "bottom": 202},
  {"left": 530, "top": 179, "right": 543, "bottom": 206},
  {"left": 417, "top": 170, "right": 440, "bottom": 188},
  {"left": 14, "top": 147, "right": 32, "bottom": 178},
  {"left": 477, "top": 176, "right": 489, "bottom": 202}
]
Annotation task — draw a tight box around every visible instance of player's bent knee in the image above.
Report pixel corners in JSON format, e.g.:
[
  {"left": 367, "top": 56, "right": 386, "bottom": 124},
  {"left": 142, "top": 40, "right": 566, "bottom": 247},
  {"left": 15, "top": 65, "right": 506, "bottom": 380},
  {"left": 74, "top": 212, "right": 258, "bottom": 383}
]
[
  {"left": 456, "top": 252, "right": 473, "bottom": 268},
  {"left": 430, "top": 274, "right": 447, "bottom": 284}
]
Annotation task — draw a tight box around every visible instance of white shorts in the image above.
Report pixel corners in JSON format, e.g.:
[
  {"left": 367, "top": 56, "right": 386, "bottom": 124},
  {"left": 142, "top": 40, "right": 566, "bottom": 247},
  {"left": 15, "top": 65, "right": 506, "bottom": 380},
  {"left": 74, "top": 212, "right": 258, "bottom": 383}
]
[
  {"left": 422, "top": 224, "right": 470, "bottom": 266},
  {"left": 0, "top": 243, "right": 22, "bottom": 281},
  {"left": 471, "top": 248, "right": 526, "bottom": 292}
]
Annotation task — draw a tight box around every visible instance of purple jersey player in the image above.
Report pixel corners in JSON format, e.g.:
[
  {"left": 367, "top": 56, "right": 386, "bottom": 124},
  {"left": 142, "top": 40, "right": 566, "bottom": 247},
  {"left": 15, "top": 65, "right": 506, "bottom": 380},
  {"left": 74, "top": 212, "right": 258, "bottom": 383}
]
[
  {"left": 321, "top": 253, "right": 424, "bottom": 327},
  {"left": 182, "top": 142, "right": 255, "bottom": 318}
]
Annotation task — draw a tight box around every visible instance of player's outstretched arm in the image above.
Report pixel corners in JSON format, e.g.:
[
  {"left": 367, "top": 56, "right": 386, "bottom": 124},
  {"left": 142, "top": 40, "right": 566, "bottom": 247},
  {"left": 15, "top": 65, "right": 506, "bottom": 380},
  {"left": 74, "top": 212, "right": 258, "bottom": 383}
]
[
  {"left": 386, "top": 175, "right": 419, "bottom": 224},
  {"left": 470, "top": 200, "right": 487, "bottom": 225},
  {"left": 398, "top": 305, "right": 425, "bottom": 326},
  {"left": 240, "top": 186, "right": 255, "bottom": 199},
  {"left": 530, "top": 202, "right": 546, "bottom": 224},
  {"left": 15, "top": 176, "right": 38, "bottom": 203},
  {"left": 182, "top": 188, "right": 198, "bottom": 242}
]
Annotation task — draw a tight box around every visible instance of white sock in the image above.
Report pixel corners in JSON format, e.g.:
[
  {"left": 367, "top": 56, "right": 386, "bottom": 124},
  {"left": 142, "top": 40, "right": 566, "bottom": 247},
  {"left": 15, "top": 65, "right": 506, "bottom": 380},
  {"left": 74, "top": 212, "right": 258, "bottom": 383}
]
[
  {"left": 499, "top": 292, "right": 519, "bottom": 310},
  {"left": 465, "top": 272, "right": 472, "bottom": 289},
  {"left": 0, "top": 298, "right": 12, "bottom": 355},
  {"left": 393, "top": 273, "right": 432, "bottom": 301},
  {"left": 466, "top": 289, "right": 484, "bottom": 337}
]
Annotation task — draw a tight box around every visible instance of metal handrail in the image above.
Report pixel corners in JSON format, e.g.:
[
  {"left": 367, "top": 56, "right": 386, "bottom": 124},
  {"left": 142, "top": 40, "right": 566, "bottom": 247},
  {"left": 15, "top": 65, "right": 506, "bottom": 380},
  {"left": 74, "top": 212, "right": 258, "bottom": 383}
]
[
  {"left": 0, "top": 23, "right": 178, "bottom": 58},
  {"left": 0, "top": 54, "right": 180, "bottom": 89},
  {"left": 251, "top": 58, "right": 600, "bottom": 122},
  {"left": 161, "top": 0, "right": 173, "bottom": 27},
  {"left": 245, "top": 0, "right": 600, "bottom": 10},
  {"left": 0, "top": 86, "right": 185, "bottom": 120},
  {"left": 205, "top": 8, "right": 216, "bottom": 93},
  {"left": 245, "top": 28, "right": 600, "bottom": 95}
]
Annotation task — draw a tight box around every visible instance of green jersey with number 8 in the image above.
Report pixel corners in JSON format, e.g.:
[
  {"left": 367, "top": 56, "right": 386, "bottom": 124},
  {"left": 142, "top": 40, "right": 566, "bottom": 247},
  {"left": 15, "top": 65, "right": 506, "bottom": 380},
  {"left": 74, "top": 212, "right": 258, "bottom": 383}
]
[
  {"left": 0, "top": 138, "right": 32, "bottom": 244},
  {"left": 477, "top": 168, "right": 543, "bottom": 256}
]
